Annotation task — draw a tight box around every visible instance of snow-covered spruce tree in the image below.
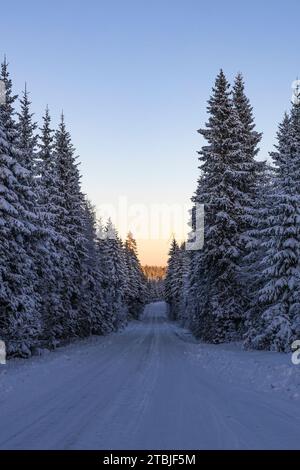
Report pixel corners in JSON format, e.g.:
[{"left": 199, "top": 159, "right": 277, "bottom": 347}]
[
  {"left": 95, "top": 218, "right": 115, "bottom": 332},
  {"left": 165, "top": 238, "right": 182, "bottom": 319},
  {"left": 35, "top": 106, "right": 69, "bottom": 346},
  {"left": 232, "top": 73, "right": 264, "bottom": 250},
  {"left": 97, "top": 219, "right": 128, "bottom": 330},
  {"left": 189, "top": 70, "right": 249, "bottom": 343},
  {"left": 245, "top": 105, "right": 300, "bottom": 351},
  {"left": 17, "top": 86, "right": 42, "bottom": 252},
  {"left": 124, "top": 232, "right": 146, "bottom": 319},
  {"left": 242, "top": 162, "right": 272, "bottom": 339},
  {"left": 170, "top": 243, "right": 188, "bottom": 322},
  {"left": 81, "top": 200, "right": 112, "bottom": 335},
  {"left": 176, "top": 243, "right": 191, "bottom": 326},
  {"left": 165, "top": 238, "right": 177, "bottom": 313},
  {"left": 232, "top": 73, "right": 266, "bottom": 324},
  {"left": 0, "top": 63, "right": 41, "bottom": 356},
  {"left": 184, "top": 204, "right": 202, "bottom": 331},
  {"left": 0, "top": 57, "right": 18, "bottom": 144},
  {"left": 143, "top": 266, "right": 166, "bottom": 302},
  {"left": 53, "top": 113, "right": 89, "bottom": 338},
  {"left": 232, "top": 73, "right": 262, "bottom": 172},
  {"left": 146, "top": 277, "right": 165, "bottom": 302}
]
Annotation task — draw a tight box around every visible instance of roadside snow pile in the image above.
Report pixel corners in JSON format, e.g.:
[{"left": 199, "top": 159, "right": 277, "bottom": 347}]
[
  {"left": 0, "top": 333, "right": 115, "bottom": 402},
  {"left": 185, "top": 336, "right": 300, "bottom": 401}
]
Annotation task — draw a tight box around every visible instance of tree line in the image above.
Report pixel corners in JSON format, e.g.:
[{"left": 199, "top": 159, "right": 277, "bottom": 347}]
[
  {"left": 0, "top": 58, "right": 147, "bottom": 357},
  {"left": 143, "top": 265, "right": 166, "bottom": 301},
  {"left": 166, "top": 70, "right": 300, "bottom": 352}
]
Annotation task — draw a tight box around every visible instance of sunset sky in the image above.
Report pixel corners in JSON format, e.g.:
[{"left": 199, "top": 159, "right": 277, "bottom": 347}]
[{"left": 2, "top": 0, "right": 300, "bottom": 265}]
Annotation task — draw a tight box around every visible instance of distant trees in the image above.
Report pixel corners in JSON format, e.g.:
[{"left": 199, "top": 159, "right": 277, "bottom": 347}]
[
  {"left": 166, "top": 70, "right": 300, "bottom": 352},
  {"left": 142, "top": 265, "right": 166, "bottom": 302},
  {"left": 165, "top": 239, "right": 186, "bottom": 320},
  {"left": 0, "top": 59, "right": 145, "bottom": 357},
  {"left": 143, "top": 265, "right": 166, "bottom": 280},
  {"left": 124, "top": 232, "right": 147, "bottom": 318}
]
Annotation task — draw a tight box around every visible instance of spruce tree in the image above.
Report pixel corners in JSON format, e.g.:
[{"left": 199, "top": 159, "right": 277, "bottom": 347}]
[
  {"left": 0, "top": 56, "right": 18, "bottom": 144},
  {"left": 165, "top": 238, "right": 180, "bottom": 318},
  {"left": 189, "top": 70, "right": 248, "bottom": 342},
  {"left": 54, "top": 113, "right": 88, "bottom": 338},
  {"left": 245, "top": 106, "right": 300, "bottom": 351},
  {"left": 97, "top": 220, "right": 128, "bottom": 329},
  {"left": 232, "top": 74, "right": 267, "bottom": 322},
  {"left": 35, "top": 107, "right": 66, "bottom": 346},
  {"left": 80, "top": 200, "right": 110, "bottom": 335},
  {"left": 124, "top": 232, "right": 146, "bottom": 318},
  {"left": 0, "top": 67, "right": 41, "bottom": 356},
  {"left": 176, "top": 243, "right": 191, "bottom": 325}
]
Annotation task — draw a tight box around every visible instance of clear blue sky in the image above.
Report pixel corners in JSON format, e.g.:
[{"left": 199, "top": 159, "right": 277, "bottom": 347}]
[{"left": 1, "top": 0, "right": 300, "bottom": 263}]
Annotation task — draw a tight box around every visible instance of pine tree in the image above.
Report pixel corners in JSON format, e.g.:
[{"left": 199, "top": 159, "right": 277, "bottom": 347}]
[
  {"left": 124, "top": 232, "right": 146, "bottom": 318},
  {"left": 53, "top": 113, "right": 88, "bottom": 338},
  {"left": 97, "top": 220, "right": 128, "bottom": 329},
  {"left": 232, "top": 74, "right": 262, "bottom": 169},
  {"left": 232, "top": 74, "right": 267, "bottom": 323},
  {"left": 232, "top": 73, "right": 264, "bottom": 251},
  {"left": 0, "top": 56, "right": 18, "bottom": 144},
  {"left": 176, "top": 243, "right": 191, "bottom": 325},
  {"left": 36, "top": 106, "right": 58, "bottom": 224},
  {"left": 165, "top": 238, "right": 181, "bottom": 319},
  {"left": 0, "top": 58, "right": 142, "bottom": 355},
  {"left": 189, "top": 70, "right": 249, "bottom": 342},
  {"left": 0, "top": 65, "right": 41, "bottom": 356},
  {"left": 81, "top": 200, "right": 111, "bottom": 335},
  {"left": 34, "top": 106, "right": 67, "bottom": 346},
  {"left": 245, "top": 105, "right": 300, "bottom": 351}
]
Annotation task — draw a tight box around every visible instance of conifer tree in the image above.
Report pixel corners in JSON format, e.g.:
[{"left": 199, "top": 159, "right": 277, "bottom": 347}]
[
  {"left": 80, "top": 201, "right": 110, "bottom": 335},
  {"left": 53, "top": 113, "right": 88, "bottom": 338},
  {"left": 97, "top": 220, "right": 128, "bottom": 329},
  {"left": 245, "top": 104, "right": 300, "bottom": 351},
  {"left": 34, "top": 107, "right": 67, "bottom": 345},
  {"left": 0, "top": 65, "right": 41, "bottom": 356},
  {"left": 124, "top": 232, "right": 146, "bottom": 318},
  {"left": 165, "top": 238, "right": 181, "bottom": 318},
  {"left": 232, "top": 74, "right": 266, "bottom": 321},
  {"left": 0, "top": 56, "right": 18, "bottom": 144},
  {"left": 189, "top": 70, "right": 248, "bottom": 342}
]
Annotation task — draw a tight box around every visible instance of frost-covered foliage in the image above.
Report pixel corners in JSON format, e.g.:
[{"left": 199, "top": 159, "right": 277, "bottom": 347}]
[
  {"left": 124, "top": 232, "right": 147, "bottom": 319},
  {"left": 0, "top": 65, "right": 41, "bottom": 357},
  {"left": 0, "top": 59, "right": 144, "bottom": 357},
  {"left": 166, "top": 70, "right": 299, "bottom": 353},
  {"left": 96, "top": 219, "right": 129, "bottom": 330},
  {"left": 187, "top": 70, "right": 250, "bottom": 342},
  {"left": 165, "top": 239, "right": 187, "bottom": 320},
  {"left": 144, "top": 266, "right": 166, "bottom": 302},
  {"left": 245, "top": 104, "right": 300, "bottom": 351}
]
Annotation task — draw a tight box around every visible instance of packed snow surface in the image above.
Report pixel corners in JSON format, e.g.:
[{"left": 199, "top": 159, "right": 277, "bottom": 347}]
[{"left": 0, "top": 302, "right": 299, "bottom": 449}]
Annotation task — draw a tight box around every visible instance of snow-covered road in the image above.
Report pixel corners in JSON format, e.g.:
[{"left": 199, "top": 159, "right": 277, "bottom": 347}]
[{"left": 0, "top": 301, "right": 299, "bottom": 449}]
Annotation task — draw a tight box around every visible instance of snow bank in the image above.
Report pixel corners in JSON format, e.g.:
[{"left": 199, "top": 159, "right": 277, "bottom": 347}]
[{"left": 180, "top": 330, "right": 300, "bottom": 401}]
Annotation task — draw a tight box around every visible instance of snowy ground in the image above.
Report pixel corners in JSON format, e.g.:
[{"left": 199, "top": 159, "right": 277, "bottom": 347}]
[{"left": 0, "top": 301, "right": 299, "bottom": 450}]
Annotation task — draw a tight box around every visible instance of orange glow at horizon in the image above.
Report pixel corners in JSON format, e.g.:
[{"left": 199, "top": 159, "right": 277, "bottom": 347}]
[
  {"left": 99, "top": 199, "right": 190, "bottom": 267},
  {"left": 135, "top": 237, "right": 186, "bottom": 267},
  {"left": 137, "top": 239, "right": 170, "bottom": 267}
]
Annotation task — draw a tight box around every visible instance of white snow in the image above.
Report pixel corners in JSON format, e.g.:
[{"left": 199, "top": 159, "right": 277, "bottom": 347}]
[{"left": 0, "top": 301, "right": 299, "bottom": 450}]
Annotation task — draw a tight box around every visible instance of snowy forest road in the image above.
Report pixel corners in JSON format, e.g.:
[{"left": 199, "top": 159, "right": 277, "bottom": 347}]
[{"left": 0, "top": 301, "right": 299, "bottom": 450}]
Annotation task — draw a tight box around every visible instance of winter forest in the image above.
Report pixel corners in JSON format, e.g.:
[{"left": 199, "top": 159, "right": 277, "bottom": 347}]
[
  {"left": 166, "top": 70, "right": 300, "bottom": 353},
  {"left": 1, "top": 59, "right": 300, "bottom": 360},
  {"left": 0, "top": 58, "right": 147, "bottom": 358}
]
